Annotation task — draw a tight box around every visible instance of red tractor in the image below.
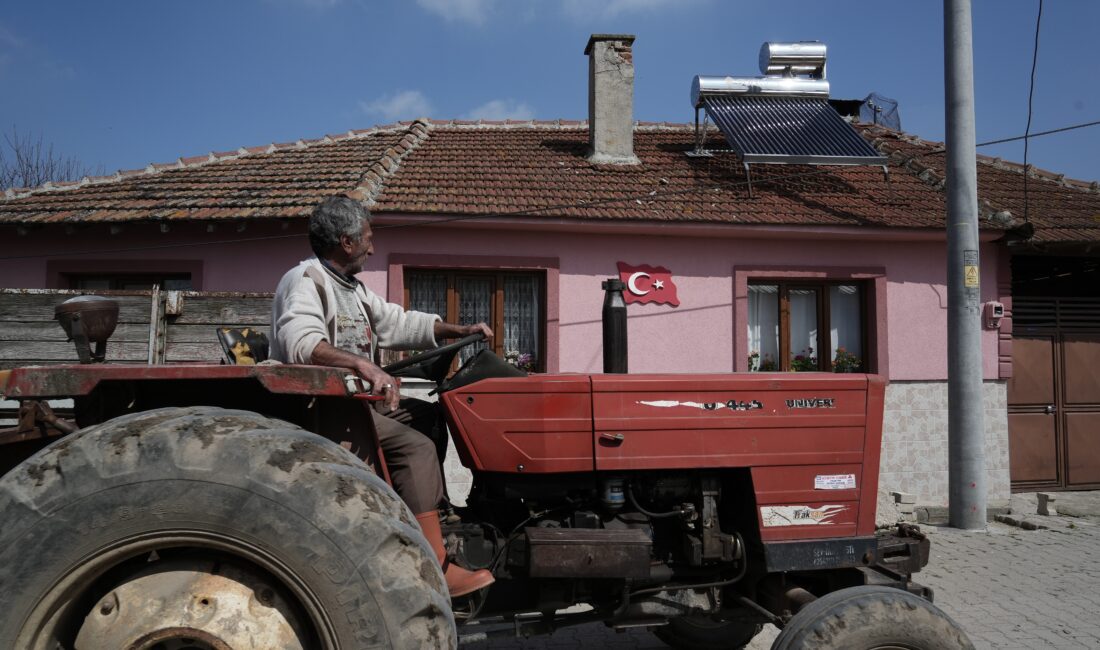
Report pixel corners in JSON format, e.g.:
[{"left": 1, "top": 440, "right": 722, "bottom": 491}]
[{"left": 0, "top": 293, "right": 972, "bottom": 649}]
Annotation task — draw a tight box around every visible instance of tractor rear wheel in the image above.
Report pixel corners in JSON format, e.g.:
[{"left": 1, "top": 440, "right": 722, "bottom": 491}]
[
  {"left": 770, "top": 585, "right": 973, "bottom": 650},
  {"left": 653, "top": 615, "right": 761, "bottom": 649},
  {"left": 0, "top": 406, "right": 455, "bottom": 650}
]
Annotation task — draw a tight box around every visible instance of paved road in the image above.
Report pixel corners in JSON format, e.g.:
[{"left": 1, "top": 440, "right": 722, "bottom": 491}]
[{"left": 461, "top": 504, "right": 1100, "bottom": 649}]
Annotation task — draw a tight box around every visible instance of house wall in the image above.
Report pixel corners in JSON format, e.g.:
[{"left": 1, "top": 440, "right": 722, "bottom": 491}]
[
  {"left": 374, "top": 226, "right": 1005, "bottom": 381},
  {"left": 881, "top": 380, "right": 1010, "bottom": 507},
  {"left": 0, "top": 221, "right": 1005, "bottom": 381},
  {"left": 0, "top": 221, "right": 1011, "bottom": 505},
  {"left": 0, "top": 222, "right": 302, "bottom": 291}
]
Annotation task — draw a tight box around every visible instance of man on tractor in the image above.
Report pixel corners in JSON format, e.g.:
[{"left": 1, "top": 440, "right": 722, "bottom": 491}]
[{"left": 270, "top": 194, "right": 494, "bottom": 598}]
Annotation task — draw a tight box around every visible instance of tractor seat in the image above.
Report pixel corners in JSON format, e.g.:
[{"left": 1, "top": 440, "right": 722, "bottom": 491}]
[{"left": 216, "top": 328, "right": 270, "bottom": 365}]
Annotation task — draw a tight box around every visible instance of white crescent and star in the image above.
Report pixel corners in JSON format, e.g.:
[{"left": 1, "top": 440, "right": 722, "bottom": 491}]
[{"left": 627, "top": 271, "right": 650, "bottom": 295}]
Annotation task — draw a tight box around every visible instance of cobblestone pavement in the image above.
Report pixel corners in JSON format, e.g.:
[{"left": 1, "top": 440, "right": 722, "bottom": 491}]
[{"left": 461, "top": 507, "right": 1100, "bottom": 649}]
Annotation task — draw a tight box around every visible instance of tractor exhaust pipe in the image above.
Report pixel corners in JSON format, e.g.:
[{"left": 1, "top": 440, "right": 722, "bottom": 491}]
[{"left": 602, "top": 278, "right": 628, "bottom": 373}]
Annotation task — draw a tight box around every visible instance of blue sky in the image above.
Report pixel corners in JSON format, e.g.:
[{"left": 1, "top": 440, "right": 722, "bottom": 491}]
[{"left": 1, "top": 0, "right": 1096, "bottom": 182}]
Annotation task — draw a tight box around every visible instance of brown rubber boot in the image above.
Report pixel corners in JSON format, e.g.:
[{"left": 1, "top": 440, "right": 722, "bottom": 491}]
[{"left": 415, "top": 511, "right": 495, "bottom": 598}]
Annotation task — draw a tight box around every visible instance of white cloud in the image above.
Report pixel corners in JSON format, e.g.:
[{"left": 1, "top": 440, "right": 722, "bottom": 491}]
[
  {"left": 0, "top": 24, "right": 25, "bottom": 49},
  {"left": 415, "top": 0, "right": 496, "bottom": 26},
  {"left": 464, "top": 99, "right": 535, "bottom": 121},
  {"left": 360, "top": 90, "right": 434, "bottom": 121},
  {"left": 562, "top": 0, "right": 697, "bottom": 20}
]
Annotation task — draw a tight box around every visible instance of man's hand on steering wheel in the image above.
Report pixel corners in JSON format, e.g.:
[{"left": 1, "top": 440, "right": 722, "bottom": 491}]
[
  {"left": 434, "top": 321, "right": 493, "bottom": 342},
  {"left": 355, "top": 360, "right": 400, "bottom": 412}
]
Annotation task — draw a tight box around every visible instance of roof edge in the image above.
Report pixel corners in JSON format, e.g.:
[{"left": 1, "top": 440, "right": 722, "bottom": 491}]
[
  {"left": 0, "top": 118, "right": 704, "bottom": 204},
  {"left": 861, "top": 124, "right": 1100, "bottom": 195},
  {"left": 1, "top": 120, "right": 431, "bottom": 203},
  {"left": 352, "top": 119, "right": 432, "bottom": 207}
]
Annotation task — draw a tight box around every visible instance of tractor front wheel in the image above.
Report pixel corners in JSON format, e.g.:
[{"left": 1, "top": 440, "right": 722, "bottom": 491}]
[
  {"left": 770, "top": 585, "right": 973, "bottom": 650},
  {"left": 0, "top": 406, "right": 455, "bottom": 650}
]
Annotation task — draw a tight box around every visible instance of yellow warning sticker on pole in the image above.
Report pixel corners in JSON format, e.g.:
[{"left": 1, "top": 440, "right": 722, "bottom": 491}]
[{"left": 964, "top": 265, "right": 979, "bottom": 288}]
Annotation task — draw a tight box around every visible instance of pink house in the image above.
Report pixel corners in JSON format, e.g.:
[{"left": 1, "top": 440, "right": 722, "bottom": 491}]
[{"left": 3, "top": 35, "right": 1099, "bottom": 514}]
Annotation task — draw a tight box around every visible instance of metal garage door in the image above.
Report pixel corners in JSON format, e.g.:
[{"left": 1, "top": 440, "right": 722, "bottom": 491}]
[{"left": 1009, "top": 297, "right": 1100, "bottom": 490}]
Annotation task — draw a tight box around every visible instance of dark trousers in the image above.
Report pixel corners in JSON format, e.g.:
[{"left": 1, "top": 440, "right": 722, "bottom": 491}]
[{"left": 373, "top": 397, "right": 447, "bottom": 514}]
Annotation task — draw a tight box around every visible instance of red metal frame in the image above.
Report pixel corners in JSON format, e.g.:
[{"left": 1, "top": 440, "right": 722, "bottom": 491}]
[
  {"left": 4, "top": 365, "right": 887, "bottom": 542},
  {"left": 444, "top": 372, "right": 887, "bottom": 540},
  {"left": 0, "top": 364, "right": 370, "bottom": 400}
]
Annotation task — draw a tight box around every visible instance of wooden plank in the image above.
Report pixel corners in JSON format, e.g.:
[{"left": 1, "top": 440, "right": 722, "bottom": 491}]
[
  {"left": 0, "top": 360, "right": 148, "bottom": 370},
  {"left": 170, "top": 296, "right": 273, "bottom": 325},
  {"left": 0, "top": 290, "right": 272, "bottom": 368},
  {"left": 0, "top": 322, "right": 151, "bottom": 343},
  {"left": 0, "top": 292, "right": 153, "bottom": 323},
  {"left": 165, "top": 324, "right": 270, "bottom": 344},
  {"left": 164, "top": 342, "right": 229, "bottom": 363},
  {"left": 0, "top": 341, "right": 148, "bottom": 361}
]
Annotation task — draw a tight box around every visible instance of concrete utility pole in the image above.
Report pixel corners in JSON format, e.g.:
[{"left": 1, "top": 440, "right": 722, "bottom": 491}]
[{"left": 944, "top": 0, "right": 987, "bottom": 530}]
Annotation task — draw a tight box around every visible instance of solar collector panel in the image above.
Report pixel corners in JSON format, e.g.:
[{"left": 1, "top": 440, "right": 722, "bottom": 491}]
[{"left": 702, "top": 95, "right": 887, "bottom": 165}]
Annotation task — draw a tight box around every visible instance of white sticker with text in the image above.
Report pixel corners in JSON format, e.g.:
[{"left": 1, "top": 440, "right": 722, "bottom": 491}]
[
  {"left": 814, "top": 474, "right": 856, "bottom": 490},
  {"left": 761, "top": 505, "right": 848, "bottom": 527}
]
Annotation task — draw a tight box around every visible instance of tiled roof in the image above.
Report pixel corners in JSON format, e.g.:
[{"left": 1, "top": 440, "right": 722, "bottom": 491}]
[
  {"left": 373, "top": 122, "right": 948, "bottom": 229},
  {"left": 1, "top": 118, "right": 1096, "bottom": 242},
  {"left": 0, "top": 123, "right": 427, "bottom": 224},
  {"left": 865, "top": 127, "right": 1100, "bottom": 243}
]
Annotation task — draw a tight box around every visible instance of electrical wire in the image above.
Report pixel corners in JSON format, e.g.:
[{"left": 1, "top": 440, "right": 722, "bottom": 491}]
[
  {"left": 918, "top": 118, "right": 1100, "bottom": 156},
  {"left": 976, "top": 119, "right": 1099, "bottom": 148},
  {"left": 1022, "top": 0, "right": 1044, "bottom": 223}
]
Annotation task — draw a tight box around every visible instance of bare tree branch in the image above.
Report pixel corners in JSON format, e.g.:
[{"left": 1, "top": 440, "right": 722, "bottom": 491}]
[{"left": 0, "top": 126, "right": 103, "bottom": 191}]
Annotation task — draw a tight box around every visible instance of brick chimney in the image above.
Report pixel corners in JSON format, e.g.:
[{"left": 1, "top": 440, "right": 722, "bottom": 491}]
[{"left": 585, "top": 34, "right": 639, "bottom": 165}]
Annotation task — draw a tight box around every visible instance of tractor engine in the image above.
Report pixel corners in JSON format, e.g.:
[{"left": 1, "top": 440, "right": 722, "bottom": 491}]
[{"left": 449, "top": 470, "right": 747, "bottom": 615}]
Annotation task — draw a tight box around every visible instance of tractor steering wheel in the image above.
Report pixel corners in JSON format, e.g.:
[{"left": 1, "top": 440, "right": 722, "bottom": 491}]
[{"left": 381, "top": 333, "right": 486, "bottom": 382}]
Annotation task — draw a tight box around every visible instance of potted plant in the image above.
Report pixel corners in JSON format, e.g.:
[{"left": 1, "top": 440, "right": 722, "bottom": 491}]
[
  {"left": 831, "top": 347, "right": 862, "bottom": 373},
  {"left": 789, "top": 348, "right": 818, "bottom": 372},
  {"left": 748, "top": 351, "right": 777, "bottom": 372}
]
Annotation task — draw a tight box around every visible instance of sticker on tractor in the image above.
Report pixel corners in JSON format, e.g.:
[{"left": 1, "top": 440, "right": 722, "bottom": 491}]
[
  {"left": 760, "top": 505, "right": 847, "bottom": 527},
  {"left": 814, "top": 474, "right": 856, "bottom": 490},
  {"left": 785, "top": 398, "right": 835, "bottom": 409},
  {"left": 637, "top": 399, "right": 763, "bottom": 412}
]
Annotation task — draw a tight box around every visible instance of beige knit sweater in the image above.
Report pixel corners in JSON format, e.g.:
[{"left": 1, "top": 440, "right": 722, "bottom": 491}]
[{"left": 270, "top": 258, "right": 440, "bottom": 365}]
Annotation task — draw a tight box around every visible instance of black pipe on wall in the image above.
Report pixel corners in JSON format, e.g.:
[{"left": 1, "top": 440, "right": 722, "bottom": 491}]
[{"left": 602, "top": 278, "right": 628, "bottom": 373}]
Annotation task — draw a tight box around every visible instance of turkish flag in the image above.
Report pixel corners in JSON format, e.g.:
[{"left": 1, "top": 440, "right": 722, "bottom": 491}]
[{"left": 617, "top": 262, "right": 680, "bottom": 307}]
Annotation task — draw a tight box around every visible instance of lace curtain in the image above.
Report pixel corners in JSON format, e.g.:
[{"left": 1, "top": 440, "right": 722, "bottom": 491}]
[
  {"left": 457, "top": 277, "right": 492, "bottom": 362},
  {"left": 408, "top": 273, "right": 448, "bottom": 319},
  {"left": 789, "top": 288, "right": 819, "bottom": 368},
  {"left": 829, "top": 285, "right": 862, "bottom": 370},
  {"left": 407, "top": 271, "right": 542, "bottom": 368},
  {"left": 504, "top": 275, "right": 540, "bottom": 367},
  {"left": 747, "top": 285, "right": 779, "bottom": 371}
]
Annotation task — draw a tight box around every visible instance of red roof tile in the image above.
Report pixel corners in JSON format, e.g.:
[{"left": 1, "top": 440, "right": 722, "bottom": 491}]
[
  {"left": 865, "top": 126, "right": 1100, "bottom": 243},
  {"left": 1, "top": 120, "right": 1096, "bottom": 243},
  {"left": 0, "top": 127, "right": 414, "bottom": 224},
  {"left": 371, "top": 125, "right": 948, "bottom": 230}
]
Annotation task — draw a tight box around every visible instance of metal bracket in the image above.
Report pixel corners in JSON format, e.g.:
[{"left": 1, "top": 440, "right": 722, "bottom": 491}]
[
  {"left": 68, "top": 314, "right": 94, "bottom": 364},
  {"left": 700, "top": 476, "right": 739, "bottom": 562},
  {"left": 689, "top": 108, "right": 715, "bottom": 157}
]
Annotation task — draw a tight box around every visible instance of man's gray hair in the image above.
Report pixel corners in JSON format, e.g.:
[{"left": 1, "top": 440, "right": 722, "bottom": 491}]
[{"left": 308, "top": 195, "right": 372, "bottom": 257}]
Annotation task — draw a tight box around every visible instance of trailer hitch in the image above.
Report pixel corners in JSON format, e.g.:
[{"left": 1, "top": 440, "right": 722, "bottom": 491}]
[{"left": 0, "top": 400, "right": 78, "bottom": 446}]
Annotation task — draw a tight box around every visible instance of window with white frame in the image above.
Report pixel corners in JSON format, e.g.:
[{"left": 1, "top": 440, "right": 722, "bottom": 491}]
[
  {"left": 404, "top": 269, "right": 544, "bottom": 371},
  {"left": 747, "top": 281, "right": 866, "bottom": 372}
]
